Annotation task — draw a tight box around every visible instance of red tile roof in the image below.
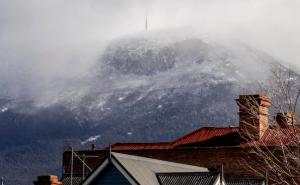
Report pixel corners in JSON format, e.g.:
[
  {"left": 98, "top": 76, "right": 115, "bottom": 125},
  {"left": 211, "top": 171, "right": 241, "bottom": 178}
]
[
  {"left": 111, "top": 127, "right": 240, "bottom": 150},
  {"left": 243, "top": 126, "right": 300, "bottom": 147},
  {"left": 110, "top": 126, "right": 300, "bottom": 151},
  {"left": 173, "top": 127, "right": 239, "bottom": 147}
]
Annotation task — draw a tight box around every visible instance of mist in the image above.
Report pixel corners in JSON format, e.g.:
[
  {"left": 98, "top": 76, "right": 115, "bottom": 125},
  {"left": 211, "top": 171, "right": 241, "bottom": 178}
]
[{"left": 0, "top": 0, "right": 299, "bottom": 103}]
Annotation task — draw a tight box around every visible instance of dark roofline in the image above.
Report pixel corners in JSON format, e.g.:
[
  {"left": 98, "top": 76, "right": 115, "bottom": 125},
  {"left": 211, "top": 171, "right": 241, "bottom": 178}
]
[
  {"left": 156, "top": 171, "right": 220, "bottom": 176},
  {"left": 112, "top": 142, "right": 171, "bottom": 145},
  {"left": 110, "top": 142, "right": 171, "bottom": 148},
  {"left": 225, "top": 178, "right": 265, "bottom": 180},
  {"left": 225, "top": 178, "right": 266, "bottom": 185},
  {"left": 68, "top": 145, "right": 252, "bottom": 156}
]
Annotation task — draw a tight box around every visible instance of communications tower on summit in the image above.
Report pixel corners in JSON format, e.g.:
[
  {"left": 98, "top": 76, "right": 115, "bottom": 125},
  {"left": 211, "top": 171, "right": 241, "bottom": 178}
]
[{"left": 145, "top": 15, "right": 148, "bottom": 31}]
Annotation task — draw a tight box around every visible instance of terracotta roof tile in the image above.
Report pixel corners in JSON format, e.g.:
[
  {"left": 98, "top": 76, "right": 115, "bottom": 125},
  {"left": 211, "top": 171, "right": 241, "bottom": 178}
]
[
  {"left": 111, "top": 127, "right": 240, "bottom": 150},
  {"left": 110, "top": 126, "right": 300, "bottom": 151},
  {"left": 240, "top": 126, "right": 300, "bottom": 147},
  {"left": 173, "top": 127, "right": 239, "bottom": 147}
]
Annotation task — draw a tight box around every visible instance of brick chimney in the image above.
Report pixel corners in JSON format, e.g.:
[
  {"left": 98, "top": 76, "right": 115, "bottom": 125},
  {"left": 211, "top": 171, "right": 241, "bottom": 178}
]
[
  {"left": 236, "top": 95, "right": 271, "bottom": 140},
  {"left": 33, "top": 175, "right": 62, "bottom": 185},
  {"left": 276, "top": 112, "right": 297, "bottom": 128},
  {"left": 92, "top": 143, "right": 96, "bottom": 151}
]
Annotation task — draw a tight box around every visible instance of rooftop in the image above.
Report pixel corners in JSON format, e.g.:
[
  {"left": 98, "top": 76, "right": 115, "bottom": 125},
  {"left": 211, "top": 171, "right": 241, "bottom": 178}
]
[
  {"left": 81, "top": 152, "right": 208, "bottom": 185},
  {"left": 110, "top": 126, "right": 300, "bottom": 151}
]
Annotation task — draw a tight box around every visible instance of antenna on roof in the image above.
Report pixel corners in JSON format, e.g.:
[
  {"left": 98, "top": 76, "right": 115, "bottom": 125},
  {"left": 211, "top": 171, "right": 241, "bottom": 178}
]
[{"left": 144, "top": 5, "right": 149, "bottom": 32}]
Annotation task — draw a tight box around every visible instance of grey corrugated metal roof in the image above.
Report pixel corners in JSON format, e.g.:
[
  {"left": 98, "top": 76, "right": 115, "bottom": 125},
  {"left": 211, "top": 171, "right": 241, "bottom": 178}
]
[
  {"left": 157, "top": 172, "right": 220, "bottom": 185},
  {"left": 226, "top": 179, "right": 265, "bottom": 185},
  {"left": 62, "top": 176, "right": 83, "bottom": 185},
  {"left": 112, "top": 152, "right": 208, "bottom": 185},
  {"left": 82, "top": 152, "right": 208, "bottom": 185}
]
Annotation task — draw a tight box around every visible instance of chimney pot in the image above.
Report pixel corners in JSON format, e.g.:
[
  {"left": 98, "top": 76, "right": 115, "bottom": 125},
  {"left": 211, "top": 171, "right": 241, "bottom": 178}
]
[
  {"left": 276, "top": 112, "right": 297, "bottom": 127},
  {"left": 91, "top": 144, "right": 96, "bottom": 151},
  {"left": 33, "top": 175, "right": 62, "bottom": 185}
]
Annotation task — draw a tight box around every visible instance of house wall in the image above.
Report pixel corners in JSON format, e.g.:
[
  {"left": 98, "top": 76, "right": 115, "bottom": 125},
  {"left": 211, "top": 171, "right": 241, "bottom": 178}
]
[
  {"left": 117, "top": 147, "right": 257, "bottom": 178},
  {"left": 62, "top": 147, "right": 259, "bottom": 179}
]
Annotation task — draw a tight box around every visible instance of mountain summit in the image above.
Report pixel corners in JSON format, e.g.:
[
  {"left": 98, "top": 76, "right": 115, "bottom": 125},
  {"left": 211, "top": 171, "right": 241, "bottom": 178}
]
[{"left": 0, "top": 35, "right": 297, "bottom": 185}]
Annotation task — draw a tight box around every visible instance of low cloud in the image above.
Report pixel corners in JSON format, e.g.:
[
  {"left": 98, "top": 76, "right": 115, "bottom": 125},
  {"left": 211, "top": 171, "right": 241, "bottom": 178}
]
[{"left": 0, "top": 0, "right": 299, "bottom": 102}]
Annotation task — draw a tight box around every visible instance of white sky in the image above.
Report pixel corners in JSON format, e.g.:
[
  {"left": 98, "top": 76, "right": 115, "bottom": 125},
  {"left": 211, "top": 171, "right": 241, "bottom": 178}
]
[{"left": 0, "top": 0, "right": 300, "bottom": 98}]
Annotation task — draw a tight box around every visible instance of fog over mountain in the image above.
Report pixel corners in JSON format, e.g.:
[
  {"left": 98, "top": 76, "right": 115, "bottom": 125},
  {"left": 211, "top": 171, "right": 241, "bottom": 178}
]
[
  {"left": 1, "top": 0, "right": 300, "bottom": 103},
  {"left": 1, "top": 0, "right": 300, "bottom": 185},
  {"left": 0, "top": 32, "right": 283, "bottom": 114},
  {"left": 1, "top": 33, "right": 299, "bottom": 185}
]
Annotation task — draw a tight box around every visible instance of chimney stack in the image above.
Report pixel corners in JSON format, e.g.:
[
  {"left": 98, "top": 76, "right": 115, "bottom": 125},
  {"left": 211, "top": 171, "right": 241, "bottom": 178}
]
[
  {"left": 236, "top": 95, "right": 271, "bottom": 140},
  {"left": 276, "top": 112, "right": 297, "bottom": 128},
  {"left": 92, "top": 144, "right": 96, "bottom": 151},
  {"left": 33, "top": 175, "right": 62, "bottom": 185}
]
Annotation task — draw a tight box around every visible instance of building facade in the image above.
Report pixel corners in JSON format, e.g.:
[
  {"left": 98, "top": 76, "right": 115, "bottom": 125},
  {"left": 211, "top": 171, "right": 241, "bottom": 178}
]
[{"left": 61, "top": 94, "right": 298, "bottom": 184}]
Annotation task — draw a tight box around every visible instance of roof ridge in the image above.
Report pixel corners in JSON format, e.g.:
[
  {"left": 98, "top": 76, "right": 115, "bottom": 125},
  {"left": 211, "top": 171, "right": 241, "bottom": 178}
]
[
  {"left": 172, "top": 126, "right": 239, "bottom": 146},
  {"left": 109, "top": 126, "right": 240, "bottom": 150},
  {"left": 112, "top": 152, "right": 207, "bottom": 171},
  {"left": 112, "top": 142, "right": 170, "bottom": 145},
  {"left": 156, "top": 171, "right": 219, "bottom": 175}
]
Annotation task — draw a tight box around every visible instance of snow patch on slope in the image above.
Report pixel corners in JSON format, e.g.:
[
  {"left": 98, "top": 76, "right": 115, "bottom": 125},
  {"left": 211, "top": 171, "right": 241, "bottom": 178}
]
[{"left": 81, "top": 135, "right": 101, "bottom": 145}]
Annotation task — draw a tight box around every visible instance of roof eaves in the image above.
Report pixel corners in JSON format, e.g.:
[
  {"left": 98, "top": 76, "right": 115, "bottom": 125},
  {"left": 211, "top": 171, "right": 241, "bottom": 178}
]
[{"left": 112, "top": 152, "right": 208, "bottom": 172}]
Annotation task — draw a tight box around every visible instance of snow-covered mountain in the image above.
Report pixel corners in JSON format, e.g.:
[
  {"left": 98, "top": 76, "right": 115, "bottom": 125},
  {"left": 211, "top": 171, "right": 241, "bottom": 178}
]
[{"left": 0, "top": 34, "right": 298, "bottom": 185}]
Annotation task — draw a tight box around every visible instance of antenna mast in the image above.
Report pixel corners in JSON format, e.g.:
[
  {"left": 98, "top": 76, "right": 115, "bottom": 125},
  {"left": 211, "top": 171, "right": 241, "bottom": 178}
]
[{"left": 145, "top": 15, "right": 148, "bottom": 31}]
